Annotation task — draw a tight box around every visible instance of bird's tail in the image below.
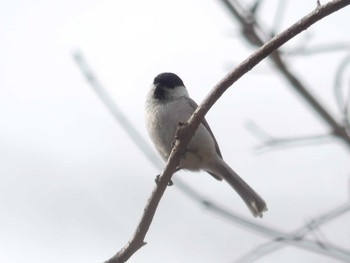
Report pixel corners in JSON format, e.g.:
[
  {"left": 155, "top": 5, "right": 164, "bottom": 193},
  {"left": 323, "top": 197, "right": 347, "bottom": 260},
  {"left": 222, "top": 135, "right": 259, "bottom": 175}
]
[{"left": 211, "top": 159, "right": 267, "bottom": 218}]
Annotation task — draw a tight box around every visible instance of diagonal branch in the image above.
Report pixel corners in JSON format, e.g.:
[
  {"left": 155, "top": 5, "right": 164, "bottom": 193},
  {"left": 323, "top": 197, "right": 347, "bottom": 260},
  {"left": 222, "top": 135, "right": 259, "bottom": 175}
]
[
  {"left": 102, "top": 1, "right": 350, "bottom": 262},
  {"left": 334, "top": 54, "right": 350, "bottom": 135},
  {"left": 73, "top": 52, "right": 164, "bottom": 168}
]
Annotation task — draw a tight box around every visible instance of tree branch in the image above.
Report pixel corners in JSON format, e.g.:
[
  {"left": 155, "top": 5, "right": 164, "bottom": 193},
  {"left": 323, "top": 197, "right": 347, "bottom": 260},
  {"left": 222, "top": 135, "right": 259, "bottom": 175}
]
[{"left": 104, "top": 1, "right": 350, "bottom": 262}]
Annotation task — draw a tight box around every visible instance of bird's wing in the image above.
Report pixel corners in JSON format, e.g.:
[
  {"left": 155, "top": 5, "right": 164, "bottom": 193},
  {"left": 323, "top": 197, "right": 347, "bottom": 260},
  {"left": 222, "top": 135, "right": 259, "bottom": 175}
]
[
  {"left": 185, "top": 97, "right": 223, "bottom": 181},
  {"left": 185, "top": 97, "right": 223, "bottom": 159}
]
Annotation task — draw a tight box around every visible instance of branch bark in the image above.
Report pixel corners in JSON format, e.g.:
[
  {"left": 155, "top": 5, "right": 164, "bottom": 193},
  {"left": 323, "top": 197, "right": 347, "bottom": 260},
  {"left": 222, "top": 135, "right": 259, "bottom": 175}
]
[{"left": 104, "top": 1, "right": 350, "bottom": 262}]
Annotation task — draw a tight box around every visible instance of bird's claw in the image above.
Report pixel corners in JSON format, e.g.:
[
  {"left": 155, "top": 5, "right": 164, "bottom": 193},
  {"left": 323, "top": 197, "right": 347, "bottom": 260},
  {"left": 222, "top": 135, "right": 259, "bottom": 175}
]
[{"left": 155, "top": 174, "right": 174, "bottom": 186}]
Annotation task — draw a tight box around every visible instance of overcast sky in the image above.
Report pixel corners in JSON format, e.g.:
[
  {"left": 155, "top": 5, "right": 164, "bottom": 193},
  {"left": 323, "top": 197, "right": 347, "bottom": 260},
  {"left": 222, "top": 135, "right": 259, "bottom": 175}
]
[{"left": 1, "top": 1, "right": 350, "bottom": 263}]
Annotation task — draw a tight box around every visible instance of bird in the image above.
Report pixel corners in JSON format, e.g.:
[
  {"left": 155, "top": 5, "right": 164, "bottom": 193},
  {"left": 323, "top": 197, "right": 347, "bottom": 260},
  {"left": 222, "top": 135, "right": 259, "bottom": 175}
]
[{"left": 145, "top": 72, "right": 267, "bottom": 218}]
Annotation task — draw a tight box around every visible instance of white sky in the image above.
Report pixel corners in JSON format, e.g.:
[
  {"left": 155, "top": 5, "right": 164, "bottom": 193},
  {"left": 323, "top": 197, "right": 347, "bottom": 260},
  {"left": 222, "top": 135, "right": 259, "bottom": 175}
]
[{"left": 1, "top": 1, "right": 350, "bottom": 262}]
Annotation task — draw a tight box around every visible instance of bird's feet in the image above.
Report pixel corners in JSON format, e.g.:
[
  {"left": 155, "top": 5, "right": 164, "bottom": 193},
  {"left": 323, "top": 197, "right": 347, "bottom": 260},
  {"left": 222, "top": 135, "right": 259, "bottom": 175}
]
[{"left": 155, "top": 174, "right": 174, "bottom": 186}]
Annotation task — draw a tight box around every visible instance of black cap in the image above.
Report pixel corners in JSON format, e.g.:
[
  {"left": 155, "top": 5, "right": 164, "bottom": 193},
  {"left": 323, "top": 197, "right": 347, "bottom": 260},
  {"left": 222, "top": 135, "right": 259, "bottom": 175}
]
[{"left": 153, "top": 72, "right": 184, "bottom": 89}]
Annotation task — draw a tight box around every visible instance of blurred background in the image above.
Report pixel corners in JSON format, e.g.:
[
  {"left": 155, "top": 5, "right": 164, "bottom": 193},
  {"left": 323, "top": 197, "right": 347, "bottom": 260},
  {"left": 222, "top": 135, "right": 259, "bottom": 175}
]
[{"left": 1, "top": 0, "right": 350, "bottom": 262}]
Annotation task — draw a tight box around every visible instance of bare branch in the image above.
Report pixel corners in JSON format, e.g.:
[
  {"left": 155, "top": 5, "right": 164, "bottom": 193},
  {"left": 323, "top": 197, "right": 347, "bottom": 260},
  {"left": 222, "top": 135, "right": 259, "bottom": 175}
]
[
  {"left": 345, "top": 89, "right": 350, "bottom": 135},
  {"left": 236, "top": 202, "right": 350, "bottom": 263},
  {"left": 334, "top": 54, "right": 350, "bottom": 136},
  {"left": 73, "top": 52, "right": 164, "bottom": 168},
  {"left": 102, "top": 1, "right": 350, "bottom": 262},
  {"left": 220, "top": 0, "right": 268, "bottom": 45},
  {"left": 108, "top": 168, "right": 178, "bottom": 262},
  {"left": 250, "top": 0, "right": 264, "bottom": 14},
  {"left": 245, "top": 121, "right": 334, "bottom": 153}
]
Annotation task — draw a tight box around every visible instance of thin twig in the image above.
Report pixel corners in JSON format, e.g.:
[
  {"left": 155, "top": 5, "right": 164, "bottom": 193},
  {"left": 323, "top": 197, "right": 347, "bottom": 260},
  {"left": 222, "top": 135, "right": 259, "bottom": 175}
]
[
  {"left": 209, "top": 201, "right": 350, "bottom": 263},
  {"left": 235, "top": 202, "right": 350, "bottom": 263},
  {"left": 345, "top": 88, "right": 350, "bottom": 135},
  {"left": 283, "top": 43, "right": 350, "bottom": 55},
  {"left": 334, "top": 54, "right": 350, "bottom": 135},
  {"left": 245, "top": 121, "right": 333, "bottom": 153},
  {"left": 101, "top": 1, "right": 350, "bottom": 262},
  {"left": 335, "top": 54, "right": 350, "bottom": 115},
  {"left": 250, "top": 0, "right": 263, "bottom": 14},
  {"left": 73, "top": 52, "right": 164, "bottom": 168}
]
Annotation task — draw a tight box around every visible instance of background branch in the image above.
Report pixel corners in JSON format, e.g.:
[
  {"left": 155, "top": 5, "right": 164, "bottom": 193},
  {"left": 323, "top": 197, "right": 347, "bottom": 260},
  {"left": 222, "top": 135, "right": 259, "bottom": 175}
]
[
  {"left": 219, "top": 0, "right": 350, "bottom": 148},
  {"left": 283, "top": 43, "right": 350, "bottom": 55},
  {"left": 335, "top": 54, "right": 350, "bottom": 114},
  {"left": 245, "top": 121, "right": 333, "bottom": 153},
  {"left": 235, "top": 202, "right": 350, "bottom": 263},
  {"left": 207, "top": 201, "right": 350, "bottom": 262}
]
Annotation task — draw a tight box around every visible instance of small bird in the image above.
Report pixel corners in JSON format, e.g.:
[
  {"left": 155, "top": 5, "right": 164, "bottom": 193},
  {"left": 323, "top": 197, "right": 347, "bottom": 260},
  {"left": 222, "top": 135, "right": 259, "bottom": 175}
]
[{"left": 145, "top": 72, "right": 267, "bottom": 218}]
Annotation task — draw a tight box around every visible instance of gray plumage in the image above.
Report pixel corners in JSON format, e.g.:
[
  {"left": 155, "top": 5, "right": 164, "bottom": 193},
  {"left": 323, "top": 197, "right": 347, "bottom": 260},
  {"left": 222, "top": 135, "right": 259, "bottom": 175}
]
[{"left": 145, "top": 72, "right": 267, "bottom": 217}]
